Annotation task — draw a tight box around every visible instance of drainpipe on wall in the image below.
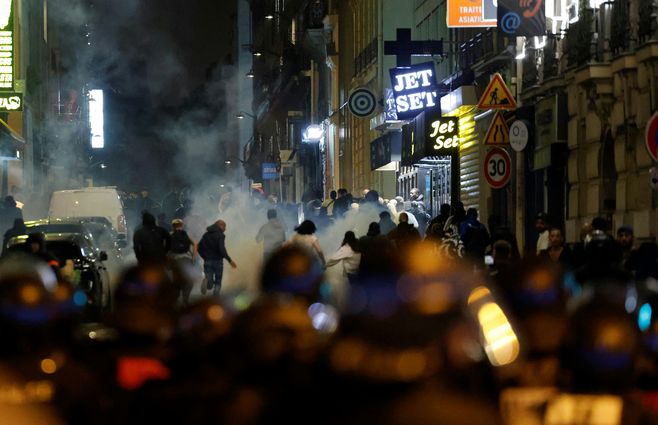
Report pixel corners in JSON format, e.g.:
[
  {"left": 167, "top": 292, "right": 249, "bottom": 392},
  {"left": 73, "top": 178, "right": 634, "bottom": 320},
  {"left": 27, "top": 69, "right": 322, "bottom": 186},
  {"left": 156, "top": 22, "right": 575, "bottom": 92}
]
[{"left": 515, "top": 53, "right": 526, "bottom": 253}]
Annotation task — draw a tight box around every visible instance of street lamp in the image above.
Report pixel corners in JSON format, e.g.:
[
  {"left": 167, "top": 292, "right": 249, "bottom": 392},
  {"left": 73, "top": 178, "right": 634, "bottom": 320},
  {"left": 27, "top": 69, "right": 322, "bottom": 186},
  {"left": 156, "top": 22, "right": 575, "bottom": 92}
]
[
  {"left": 246, "top": 69, "right": 255, "bottom": 78},
  {"left": 236, "top": 111, "right": 256, "bottom": 120},
  {"left": 224, "top": 156, "right": 246, "bottom": 165},
  {"left": 303, "top": 124, "right": 324, "bottom": 143}
]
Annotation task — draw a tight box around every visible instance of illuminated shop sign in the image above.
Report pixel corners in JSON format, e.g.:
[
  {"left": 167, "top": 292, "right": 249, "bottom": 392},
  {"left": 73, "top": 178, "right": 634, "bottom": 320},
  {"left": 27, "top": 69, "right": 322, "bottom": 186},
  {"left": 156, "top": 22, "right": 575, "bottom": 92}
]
[
  {"left": 262, "top": 163, "right": 278, "bottom": 180},
  {"left": 428, "top": 116, "right": 459, "bottom": 152},
  {"left": 401, "top": 110, "right": 460, "bottom": 166},
  {"left": 0, "top": 0, "right": 13, "bottom": 91},
  {"left": 447, "top": 0, "right": 497, "bottom": 28},
  {"left": 89, "top": 90, "right": 104, "bottom": 149},
  {"left": 389, "top": 62, "right": 439, "bottom": 121},
  {"left": 0, "top": 92, "right": 21, "bottom": 111}
]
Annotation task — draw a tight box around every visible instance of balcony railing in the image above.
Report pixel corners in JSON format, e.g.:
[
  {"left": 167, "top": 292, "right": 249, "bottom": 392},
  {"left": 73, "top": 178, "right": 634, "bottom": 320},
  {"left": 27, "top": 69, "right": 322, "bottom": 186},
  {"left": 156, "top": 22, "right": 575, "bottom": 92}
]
[
  {"left": 354, "top": 38, "right": 378, "bottom": 77},
  {"left": 638, "top": 0, "right": 658, "bottom": 44},
  {"left": 459, "top": 31, "right": 491, "bottom": 69},
  {"left": 522, "top": 46, "right": 539, "bottom": 88},
  {"left": 522, "top": 36, "right": 559, "bottom": 89},
  {"left": 610, "top": 0, "right": 631, "bottom": 54},
  {"left": 565, "top": 8, "right": 595, "bottom": 67}
]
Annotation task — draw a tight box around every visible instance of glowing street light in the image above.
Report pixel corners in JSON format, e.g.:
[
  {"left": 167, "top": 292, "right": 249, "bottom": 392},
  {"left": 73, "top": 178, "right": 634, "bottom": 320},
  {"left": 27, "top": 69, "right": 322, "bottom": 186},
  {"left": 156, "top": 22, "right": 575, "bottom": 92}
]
[
  {"left": 246, "top": 69, "right": 255, "bottom": 78},
  {"left": 265, "top": 14, "right": 274, "bottom": 20},
  {"left": 236, "top": 111, "right": 255, "bottom": 120},
  {"left": 303, "top": 124, "right": 324, "bottom": 143}
]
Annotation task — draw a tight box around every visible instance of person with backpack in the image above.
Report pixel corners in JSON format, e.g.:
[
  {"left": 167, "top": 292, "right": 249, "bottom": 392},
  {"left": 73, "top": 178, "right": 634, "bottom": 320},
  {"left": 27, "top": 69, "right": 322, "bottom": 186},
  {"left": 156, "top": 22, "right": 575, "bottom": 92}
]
[
  {"left": 169, "top": 218, "right": 196, "bottom": 304},
  {"left": 197, "top": 219, "right": 237, "bottom": 296},
  {"left": 320, "top": 190, "right": 337, "bottom": 218}
]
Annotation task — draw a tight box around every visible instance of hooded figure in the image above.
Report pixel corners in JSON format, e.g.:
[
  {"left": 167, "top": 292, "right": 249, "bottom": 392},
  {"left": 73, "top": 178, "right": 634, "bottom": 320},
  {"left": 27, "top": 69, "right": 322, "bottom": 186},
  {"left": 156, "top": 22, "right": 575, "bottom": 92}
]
[
  {"left": 198, "top": 220, "right": 237, "bottom": 296},
  {"left": 0, "top": 196, "right": 22, "bottom": 235},
  {"left": 133, "top": 212, "right": 171, "bottom": 265}
]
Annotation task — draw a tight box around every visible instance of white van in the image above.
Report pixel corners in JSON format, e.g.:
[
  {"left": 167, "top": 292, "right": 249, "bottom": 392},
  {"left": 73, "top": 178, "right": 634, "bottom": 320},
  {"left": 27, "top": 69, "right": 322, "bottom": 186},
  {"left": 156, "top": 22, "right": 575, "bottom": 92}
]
[{"left": 48, "top": 187, "right": 128, "bottom": 239}]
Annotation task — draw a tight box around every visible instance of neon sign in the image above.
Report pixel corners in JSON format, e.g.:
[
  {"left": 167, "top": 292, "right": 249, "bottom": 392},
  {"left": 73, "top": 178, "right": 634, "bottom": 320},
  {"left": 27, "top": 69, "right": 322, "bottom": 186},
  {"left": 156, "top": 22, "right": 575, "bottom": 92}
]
[
  {"left": 0, "top": 0, "right": 13, "bottom": 91},
  {"left": 0, "top": 92, "right": 21, "bottom": 111},
  {"left": 89, "top": 90, "right": 104, "bottom": 149},
  {"left": 389, "top": 62, "right": 439, "bottom": 120},
  {"left": 428, "top": 117, "right": 459, "bottom": 151}
]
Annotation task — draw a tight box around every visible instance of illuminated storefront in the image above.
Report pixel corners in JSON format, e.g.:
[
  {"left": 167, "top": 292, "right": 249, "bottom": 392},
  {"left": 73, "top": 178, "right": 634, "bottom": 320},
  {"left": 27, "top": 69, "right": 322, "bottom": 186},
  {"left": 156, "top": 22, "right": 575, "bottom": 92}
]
[{"left": 397, "top": 86, "right": 480, "bottom": 216}]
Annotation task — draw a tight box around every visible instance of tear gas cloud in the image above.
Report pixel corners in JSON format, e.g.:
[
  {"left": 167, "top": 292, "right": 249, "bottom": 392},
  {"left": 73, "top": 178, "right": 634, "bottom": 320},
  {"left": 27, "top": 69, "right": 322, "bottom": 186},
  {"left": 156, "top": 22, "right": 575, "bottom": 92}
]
[{"left": 22, "top": 0, "right": 400, "bottom": 302}]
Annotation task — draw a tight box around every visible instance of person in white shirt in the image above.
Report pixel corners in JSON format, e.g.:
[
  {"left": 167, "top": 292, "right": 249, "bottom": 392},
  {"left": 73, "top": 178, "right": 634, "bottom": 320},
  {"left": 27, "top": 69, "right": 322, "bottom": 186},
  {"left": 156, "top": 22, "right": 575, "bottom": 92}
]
[
  {"left": 286, "top": 220, "right": 326, "bottom": 266},
  {"left": 326, "top": 231, "right": 361, "bottom": 282},
  {"left": 535, "top": 212, "right": 550, "bottom": 255},
  {"left": 255, "top": 209, "right": 286, "bottom": 260}
]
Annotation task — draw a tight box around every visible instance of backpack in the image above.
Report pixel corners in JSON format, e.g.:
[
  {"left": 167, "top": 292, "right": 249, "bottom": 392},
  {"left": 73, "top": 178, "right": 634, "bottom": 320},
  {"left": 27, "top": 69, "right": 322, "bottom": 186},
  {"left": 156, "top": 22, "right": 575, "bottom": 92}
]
[
  {"left": 170, "top": 230, "right": 192, "bottom": 254},
  {"left": 320, "top": 200, "right": 334, "bottom": 217}
]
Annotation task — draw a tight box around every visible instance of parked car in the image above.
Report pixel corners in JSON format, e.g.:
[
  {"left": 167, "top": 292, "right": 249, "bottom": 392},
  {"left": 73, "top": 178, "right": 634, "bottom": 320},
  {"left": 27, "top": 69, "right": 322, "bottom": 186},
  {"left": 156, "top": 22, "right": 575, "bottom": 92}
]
[{"left": 4, "top": 220, "right": 113, "bottom": 318}]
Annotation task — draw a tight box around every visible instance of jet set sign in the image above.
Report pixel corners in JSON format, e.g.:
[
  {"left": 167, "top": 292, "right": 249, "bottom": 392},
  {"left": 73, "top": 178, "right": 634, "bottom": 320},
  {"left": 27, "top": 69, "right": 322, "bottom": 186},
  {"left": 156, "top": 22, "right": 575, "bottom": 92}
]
[
  {"left": 390, "top": 62, "right": 439, "bottom": 120},
  {"left": 0, "top": 0, "right": 13, "bottom": 91},
  {"left": 428, "top": 116, "right": 459, "bottom": 151}
]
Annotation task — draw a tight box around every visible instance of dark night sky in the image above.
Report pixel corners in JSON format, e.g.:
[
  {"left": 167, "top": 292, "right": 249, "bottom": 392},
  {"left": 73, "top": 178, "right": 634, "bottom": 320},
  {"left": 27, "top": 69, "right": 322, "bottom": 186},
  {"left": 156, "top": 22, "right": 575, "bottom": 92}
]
[
  {"left": 142, "top": 0, "right": 237, "bottom": 105},
  {"left": 90, "top": 0, "right": 237, "bottom": 190},
  {"left": 102, "top": 0, "right": 236, "bottom": 105}
]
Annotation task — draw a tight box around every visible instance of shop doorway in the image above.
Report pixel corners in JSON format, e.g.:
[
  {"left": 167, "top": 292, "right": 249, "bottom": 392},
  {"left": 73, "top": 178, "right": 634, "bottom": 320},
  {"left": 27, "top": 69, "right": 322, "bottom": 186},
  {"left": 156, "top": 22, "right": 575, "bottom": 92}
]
[{"left": 416, "top": 156, "right": 452, "bottom": 218}]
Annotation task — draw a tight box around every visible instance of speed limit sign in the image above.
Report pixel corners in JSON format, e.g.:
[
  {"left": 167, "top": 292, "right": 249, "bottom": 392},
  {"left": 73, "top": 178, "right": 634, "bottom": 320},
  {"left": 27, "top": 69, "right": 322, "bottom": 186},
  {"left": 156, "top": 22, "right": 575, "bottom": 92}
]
[{"left": 484, "top": 147, "right": 512, "bottom": 189}]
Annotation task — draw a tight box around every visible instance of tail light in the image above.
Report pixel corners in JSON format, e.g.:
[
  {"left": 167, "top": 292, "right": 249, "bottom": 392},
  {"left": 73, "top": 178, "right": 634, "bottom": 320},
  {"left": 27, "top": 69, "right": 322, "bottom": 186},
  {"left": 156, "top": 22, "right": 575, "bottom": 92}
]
[{"left": 118, "top": 215, "right": 127, "bottom": 234}]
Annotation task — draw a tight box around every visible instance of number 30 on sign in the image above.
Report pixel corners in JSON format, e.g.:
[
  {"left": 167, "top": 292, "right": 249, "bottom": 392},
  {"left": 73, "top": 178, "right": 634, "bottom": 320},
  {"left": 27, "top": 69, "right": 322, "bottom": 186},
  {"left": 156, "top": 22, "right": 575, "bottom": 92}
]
[{"left": 484, "top": 147, "right": 512, "bottom": 189}]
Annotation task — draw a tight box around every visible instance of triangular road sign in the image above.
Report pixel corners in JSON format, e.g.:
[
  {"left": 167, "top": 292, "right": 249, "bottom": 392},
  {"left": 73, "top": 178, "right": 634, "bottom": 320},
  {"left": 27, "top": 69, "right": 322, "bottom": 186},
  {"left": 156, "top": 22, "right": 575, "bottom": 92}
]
[
  {"left": 478, "top": 73, "right": 517, "bottom": 110},
  {"left": 484, "top": 111, "right": 510, "bottom": 146}
]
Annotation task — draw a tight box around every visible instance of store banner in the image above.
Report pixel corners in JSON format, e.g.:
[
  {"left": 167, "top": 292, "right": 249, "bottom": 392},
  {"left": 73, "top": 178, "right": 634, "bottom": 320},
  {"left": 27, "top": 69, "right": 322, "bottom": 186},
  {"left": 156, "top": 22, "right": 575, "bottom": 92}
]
[
  {"left": 497, "top": 0, "right": 546, "bottom": 37},
  {"left": 389, "top": 62, "right": 440, "bottom": 121},
  {"left": 401, "top": 117, "right": 419, "bottom": 167},
  {"left": 262, "top": 163, "right": 278, "bottom": 180},
  {"left": 447, "top": 0, "right": 497, "bottom": 28},
  {"left": 401, "top": 110, "right": 460, "bottom": 166},
  {"left": 370, "top": 131, "right": 402, "bottom": 171}
]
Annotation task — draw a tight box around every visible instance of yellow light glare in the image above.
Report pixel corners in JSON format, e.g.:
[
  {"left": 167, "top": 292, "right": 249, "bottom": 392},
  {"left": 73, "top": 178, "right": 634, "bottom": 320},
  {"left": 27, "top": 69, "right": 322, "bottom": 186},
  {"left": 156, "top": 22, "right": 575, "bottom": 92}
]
[
  {"left": 207, "top": 305, "right": 225, "bottom": 322},
  {"left": 467, "top": 286, "right": 491, "bottom": 305},
  {"left": 40, "top": 358, "right": 57, "bottom": 375},
  {"left": 477, "top": 302, "right": 520, "bottom": 366}
]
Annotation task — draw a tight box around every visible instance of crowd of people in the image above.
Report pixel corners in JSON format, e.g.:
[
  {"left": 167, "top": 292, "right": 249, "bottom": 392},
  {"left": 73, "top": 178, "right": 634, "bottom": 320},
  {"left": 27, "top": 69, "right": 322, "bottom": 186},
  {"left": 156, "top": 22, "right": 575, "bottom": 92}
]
[{"left": 5, "top": 185, "right": 658, "bottom": 424}]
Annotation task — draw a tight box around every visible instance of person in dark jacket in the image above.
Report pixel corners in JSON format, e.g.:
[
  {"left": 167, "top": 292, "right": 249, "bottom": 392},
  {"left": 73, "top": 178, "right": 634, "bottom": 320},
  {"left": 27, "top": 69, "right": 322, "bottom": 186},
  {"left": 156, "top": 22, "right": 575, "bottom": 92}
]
[
  {"left": 169, "top": 218, "right": 196, "bottom": 305},
  {"left": 426, "top": 203, "right": 451, "bottom": 240},
  {"left": 388, "top": 212, "right": 421, "bottom": 252},
  {"left": 378, "top": 211, "right": 396, "bottom": 236},
  {"left": 3, "top": 218, "right": 26, "bottom": 253},
  {"left": 539, "top": 227, "right": 574, "bottom": 269},
  {"left": 198, "top": 219, "right": 237, "bottom": 296},
  {"left": 358, "top": 222, "right": 393, "bottom": 277},
  {"left": 460, "top": 208, "right": 490, "bottom": 262},
  {"left": 0, "top": 196, "right": 22, "bottom": 235},
  {"left": 332, "top": 188, "right": 350, "bottom": 218},
  {"left": 133, "top": 212, "right": 171, "bottom": 265}
]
